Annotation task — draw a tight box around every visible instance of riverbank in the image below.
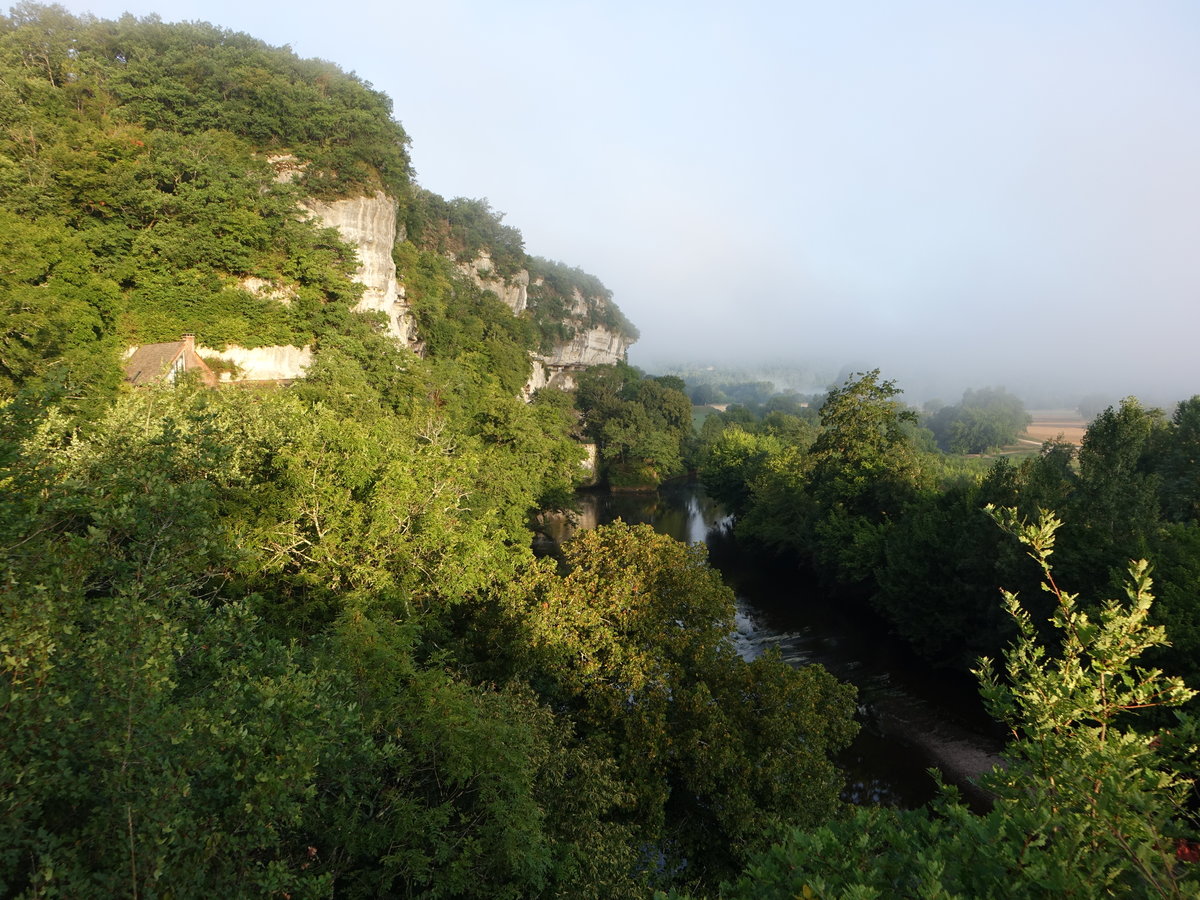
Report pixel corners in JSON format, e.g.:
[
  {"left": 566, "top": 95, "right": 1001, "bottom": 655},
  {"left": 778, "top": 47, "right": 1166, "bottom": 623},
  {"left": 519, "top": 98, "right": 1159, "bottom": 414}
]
[{"left": 540, "top": 482, "right": 1006, "bottom": 810}]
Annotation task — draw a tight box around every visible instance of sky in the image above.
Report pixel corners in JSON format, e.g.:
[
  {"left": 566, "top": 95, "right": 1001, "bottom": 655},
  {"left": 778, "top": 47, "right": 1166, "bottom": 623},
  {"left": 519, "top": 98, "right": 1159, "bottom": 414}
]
[{"left": 49, "top": 0, "right": 1200, "bottom": 403}]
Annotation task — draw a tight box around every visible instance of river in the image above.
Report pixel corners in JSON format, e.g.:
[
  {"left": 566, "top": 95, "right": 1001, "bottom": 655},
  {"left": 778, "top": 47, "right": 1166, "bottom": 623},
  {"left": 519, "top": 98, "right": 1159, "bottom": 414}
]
[{"left": 535, "top": 481, "right": 1004, "bottom": 810}]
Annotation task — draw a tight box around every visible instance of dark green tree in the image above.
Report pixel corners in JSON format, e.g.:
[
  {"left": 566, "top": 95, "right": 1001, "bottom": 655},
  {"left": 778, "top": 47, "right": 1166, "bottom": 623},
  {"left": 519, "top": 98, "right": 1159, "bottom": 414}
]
[
  {"left": 710, "top": 509, "right": 1199, "bottom": 900},
  {"left": 926, "top": 386, "right": 1031, "bottom": 454}
]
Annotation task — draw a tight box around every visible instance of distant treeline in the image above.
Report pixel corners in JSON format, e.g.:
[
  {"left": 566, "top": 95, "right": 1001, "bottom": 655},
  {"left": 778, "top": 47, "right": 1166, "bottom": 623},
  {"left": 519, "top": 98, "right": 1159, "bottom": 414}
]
[
  {"left": 694, "top": 370, "right": 1200, "bottom": 684},
  {"left": 1, "top": 6, "right": 1196, "bottom": 898}
]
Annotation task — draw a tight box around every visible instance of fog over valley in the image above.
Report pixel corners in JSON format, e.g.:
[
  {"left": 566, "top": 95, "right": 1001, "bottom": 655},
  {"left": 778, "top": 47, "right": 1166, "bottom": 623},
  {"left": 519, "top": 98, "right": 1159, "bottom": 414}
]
[
  {"left": 55, "top": 0, "right": 1200, "bottom": 405},
  {"left": 7, "top": 7, "right": 1200, "bottom": 895}
]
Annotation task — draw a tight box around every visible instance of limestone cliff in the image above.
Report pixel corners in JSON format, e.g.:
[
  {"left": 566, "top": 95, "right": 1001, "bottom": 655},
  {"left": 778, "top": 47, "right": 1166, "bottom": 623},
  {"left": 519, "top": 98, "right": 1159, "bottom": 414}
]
[
  {"left": 457, "top": 251, "right": 529, "bottom": 315},
  {"left": 526, "top": 324, "right": 634, "bottom": 393},
  {"left": 199, "top": 343, "right": 313, "bottom": 382},
  {"left": 528, "top": 279, "right": 635, "bottom": 391},
  {"left": 303, "top": 191, "right": 416, "bottom": 346},
  {"left": 538, "top": 322, "right": 632, "bottom": 369},
  {"left": 185, "top": 193, "right": 409, "bottom": 382},
  {"left": 458, "top": 253, "right": 635, "bottom": 394},
  {"left": 192, "top": 191, "right": 414, "bottom": 382},
  {"left": 221, "top": 190, "right": 632, "bottom": 392}
]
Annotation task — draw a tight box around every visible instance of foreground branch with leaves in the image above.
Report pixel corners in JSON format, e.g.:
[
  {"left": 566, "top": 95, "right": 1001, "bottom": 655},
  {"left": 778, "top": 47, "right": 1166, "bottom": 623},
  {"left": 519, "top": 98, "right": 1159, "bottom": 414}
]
[{"left": 699, "top": 508, "right": 1199, "bottom": 899}]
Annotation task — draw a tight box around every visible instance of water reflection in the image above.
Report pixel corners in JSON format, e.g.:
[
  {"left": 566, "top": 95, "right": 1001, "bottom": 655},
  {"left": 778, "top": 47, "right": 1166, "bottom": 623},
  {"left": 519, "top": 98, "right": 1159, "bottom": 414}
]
[
  {"left": 535, "top": 481, "right": 1001, "bottom": 810},
  {"left": 535, "top": 482, "right": 729, "bottom": 549}
]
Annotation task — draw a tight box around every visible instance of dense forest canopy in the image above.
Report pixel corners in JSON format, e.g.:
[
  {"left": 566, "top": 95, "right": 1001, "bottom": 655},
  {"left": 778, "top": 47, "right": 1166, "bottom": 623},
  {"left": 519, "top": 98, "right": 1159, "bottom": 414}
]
[
  {"left": 0, "top": 7, "right": 845, "bottom": 897},
  {"left": 1, "top": 6, "right": 1198, "bottom": 898}
]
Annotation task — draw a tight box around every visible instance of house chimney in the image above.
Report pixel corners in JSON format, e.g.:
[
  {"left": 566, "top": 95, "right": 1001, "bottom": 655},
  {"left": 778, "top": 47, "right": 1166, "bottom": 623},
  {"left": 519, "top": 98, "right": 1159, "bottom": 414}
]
[{"left": 182, "top": 333, "right": 195, "bottom": 351}]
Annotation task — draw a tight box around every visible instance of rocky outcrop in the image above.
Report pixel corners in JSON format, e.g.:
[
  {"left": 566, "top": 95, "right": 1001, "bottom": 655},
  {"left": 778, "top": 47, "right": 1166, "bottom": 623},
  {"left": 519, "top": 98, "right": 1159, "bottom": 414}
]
[
  {"left": 268, "top": 153, "right": 305, "bottom": 184},
  {"left": 522, "top": 356, "right": 552, "bottom": 399},
  {"left": 303, "top": 191, "right": 416, "bottom": 345},
  {"left": 298, "top": 193, "right": 632, "bottom": 397},
  {"left": 537, "top": 325, "right": 631, "bottom": 370},
  {"left": 458, "top": 256, "right": 632, "bottom": 397},
  {"left": 523, "top": 325, "right": 632, "bottom": 397},
  {"left": 238, "top": 275, "right": 295, "bottom": 305},
  {"left": 524, "top": 358, "right": 585, "bottom": 394},
  {"left": 580, "top": 442, "right": 599, "bottom": 482},
  {"left": 199, "top": 343, "right": 313, "bottom": 382},
  {"left": 458, "top": 251, "right": 529, "bottom": 314}
]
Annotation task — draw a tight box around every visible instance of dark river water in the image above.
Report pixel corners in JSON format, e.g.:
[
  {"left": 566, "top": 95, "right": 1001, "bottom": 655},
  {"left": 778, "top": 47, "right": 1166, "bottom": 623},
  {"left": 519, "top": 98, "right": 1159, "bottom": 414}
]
[{"left": 535, "top": 481, "right": 1004, "bottom": 810}]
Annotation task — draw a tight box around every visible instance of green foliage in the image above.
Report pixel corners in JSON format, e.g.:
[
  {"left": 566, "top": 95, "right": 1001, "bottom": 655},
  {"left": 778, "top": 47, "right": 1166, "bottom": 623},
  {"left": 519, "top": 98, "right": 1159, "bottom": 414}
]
[
  {"left": 1146, "top": 523, "right": 1200, "bottom": 694},
  {"left": 925, "top": 386, "right": 1031, "bottom": 454},
  {"left": 403, "top": 192, "right": 525, "bottom": 276},
  {"left": 977, "top": 506, "right": 1198, "bottom": 897},
  {"left": 695, "top": 372, "right": 1200, "bottom": 695},
  {"left": 0, "top": 211, "right": 123, "bottom": 413},
  {"left": 0, "top": 389, "right": 336, "bottom": 897},
  {"left": 807, "top": 370, "right": 923, "bottom": 510},
  {"left": 0, "top": 381, "right": 620, "bottom": 898},
  {"left": 63, "top": 12, "right": 410, "bottom": 196},
  {"left": 0, "top": 4, "right": 411, "bottom": 406},
  {"left": 738, "top": 370, "right": 928, "bottom": 583},
  {"left": 1059, "top": 398, "right": 1168, "bottom": 598},
  {"left": 699, "top": 426, "right": 784, "bottom": 515},
  {"left": 399, "top": 202, "right": 637, "bottom": 355},
  {"left": 1158, "top": 398, "right": 1200, "bottom": 524},
  {"left": 527, "top": 257, "right": 639, "bottom": 350},
  {"left": 688, "top": 382, "right": 728, "bottom": 405},
  {"left": 397, "top": 241, "right": 538, "bottom": 396},
  {"left": 10, "top": 328, "right": 871, "bottom": 898},
  {"left": 575, "top": 363, "right": 693, "bottom": 488},
  {"left": 443, "top": 197, "right": 526, "bottom": 274},
  {"left": 708, "top": 509, "right": 1199, "bottom": 899},
  {"left": 873, "top": 476, "right": 1021, "bottom": 668},
  {"left": 488, "top": 523, "right": 857, "bottom": 885},
  {"left": 0, "top": 8, "right": 872, "bottom": 898}
]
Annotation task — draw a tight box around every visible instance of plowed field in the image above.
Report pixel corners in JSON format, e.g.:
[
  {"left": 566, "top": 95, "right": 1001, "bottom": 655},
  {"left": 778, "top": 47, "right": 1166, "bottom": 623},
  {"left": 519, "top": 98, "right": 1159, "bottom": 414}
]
[{"left": 1022, "top": 410, "right": 1088, "bottom": 445}]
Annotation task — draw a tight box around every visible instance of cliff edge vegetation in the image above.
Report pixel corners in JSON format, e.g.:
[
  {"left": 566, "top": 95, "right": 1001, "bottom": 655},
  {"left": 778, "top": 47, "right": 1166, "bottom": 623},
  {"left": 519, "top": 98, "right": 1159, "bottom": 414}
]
[{"left": 0, "top": 7, "right": 853, "bottom": 898}]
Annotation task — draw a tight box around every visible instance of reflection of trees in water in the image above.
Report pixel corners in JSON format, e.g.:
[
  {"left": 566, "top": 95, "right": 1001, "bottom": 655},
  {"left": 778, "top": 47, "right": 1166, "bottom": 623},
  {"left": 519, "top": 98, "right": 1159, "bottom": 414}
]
[
  {"left": 550, "top": 483, "right": 1003, "bottom": 811},
  {"left": 534, "top": 483, "right": 722, "bottom": 557}
]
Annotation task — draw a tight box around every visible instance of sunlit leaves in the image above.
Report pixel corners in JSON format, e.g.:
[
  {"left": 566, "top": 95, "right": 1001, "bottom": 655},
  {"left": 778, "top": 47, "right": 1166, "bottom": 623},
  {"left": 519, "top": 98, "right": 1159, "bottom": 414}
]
[{"left": 498, "top": 522, "right": 857, "bottom": 883}]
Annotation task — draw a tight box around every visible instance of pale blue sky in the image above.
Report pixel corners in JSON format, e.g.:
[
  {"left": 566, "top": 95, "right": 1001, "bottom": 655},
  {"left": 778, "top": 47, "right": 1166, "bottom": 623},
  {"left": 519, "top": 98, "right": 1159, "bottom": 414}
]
[{"left": 47, "top": 0, "right": 1200, "bottom": 401}]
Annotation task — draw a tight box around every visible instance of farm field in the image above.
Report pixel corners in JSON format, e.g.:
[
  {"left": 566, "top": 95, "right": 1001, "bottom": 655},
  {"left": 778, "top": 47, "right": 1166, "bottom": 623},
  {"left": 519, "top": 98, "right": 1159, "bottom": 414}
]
[{"left": 1022, "top": 409, "right": 1089, "bottom": 445}]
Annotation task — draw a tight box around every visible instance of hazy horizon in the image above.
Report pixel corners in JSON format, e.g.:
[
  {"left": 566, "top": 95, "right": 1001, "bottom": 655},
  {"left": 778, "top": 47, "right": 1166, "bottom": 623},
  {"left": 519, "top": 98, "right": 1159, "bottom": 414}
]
[{"left": 48, "top": 1, "right": 1200, "bottom": 405}]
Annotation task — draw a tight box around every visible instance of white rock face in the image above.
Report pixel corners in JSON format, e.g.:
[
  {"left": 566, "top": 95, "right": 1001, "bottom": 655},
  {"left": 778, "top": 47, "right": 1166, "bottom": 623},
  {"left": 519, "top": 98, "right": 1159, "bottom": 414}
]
[
  {"left": 537, "top": 326, "right": 632, "bottom": 369},
  {"left": 239, "top": 275, "right": 295, "bottom": 305},
  {"left": 522, "top": 357, "right": 551, "bottom": 399},
  {"left": 458, "top": 251, "right": 529, "bottom": 314},
  {"left": 296, "top": 197, "right": 632, "bottom": 398},
  {"left": 303, "top": 191, "right": 416, "bottom": 345},
  {"left": 199, "top": 344, "right": 313, "bottom": 382},
  {"left": 520, "top": 327, "right": 630, "bottom": 398},
  {"left": 581, "top": 443, "right": 599, "bottom": 480},
  {"left": 267, "top": 153, "right": 305, "bottom": 184}
]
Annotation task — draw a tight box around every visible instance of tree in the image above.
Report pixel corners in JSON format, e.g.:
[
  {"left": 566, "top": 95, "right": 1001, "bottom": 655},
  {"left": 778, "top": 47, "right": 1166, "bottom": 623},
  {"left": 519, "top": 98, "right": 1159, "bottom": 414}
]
[
  {"left": 926, "top": 386, "right": 1031, "bottom": 454},
  {"left": 1157, "top": 397, "right": 1200, "bottom": 524},
  {"left": 699, "top": 426, "right": 782, "bottom": 515},
  {"left": 740, "top": 370, "right": 927, "bottom": 582},
  {"left": 711, "top": 508, "right": 1199, "bottom": 899},
  {"left": 1063, "top": 398, "right": 1168, "bottom": 597},
  {"left": 575, "top": 364, "right": 693, "bottom": 488},
  {"left": 493, "top": 523, "right": 858, "bottom": 886},
  {"left": 688, "top": 382, "right": 727, "bottom": 406},
  {"left": 807, "top": 369, "right": 923, "bottom": 514},
  {"left": 0, "top": 386, "right": 639, "bottom": 899}
]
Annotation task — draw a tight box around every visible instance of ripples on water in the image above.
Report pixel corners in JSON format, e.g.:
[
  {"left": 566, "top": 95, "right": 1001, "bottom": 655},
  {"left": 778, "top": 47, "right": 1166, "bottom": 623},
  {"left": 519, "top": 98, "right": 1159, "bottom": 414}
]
[
  {"left": 731, "top": 597, "right": 942, "bottom": 807},
  {"left": 539, "top": 482, "right": 1001, "bottom": 809}
]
